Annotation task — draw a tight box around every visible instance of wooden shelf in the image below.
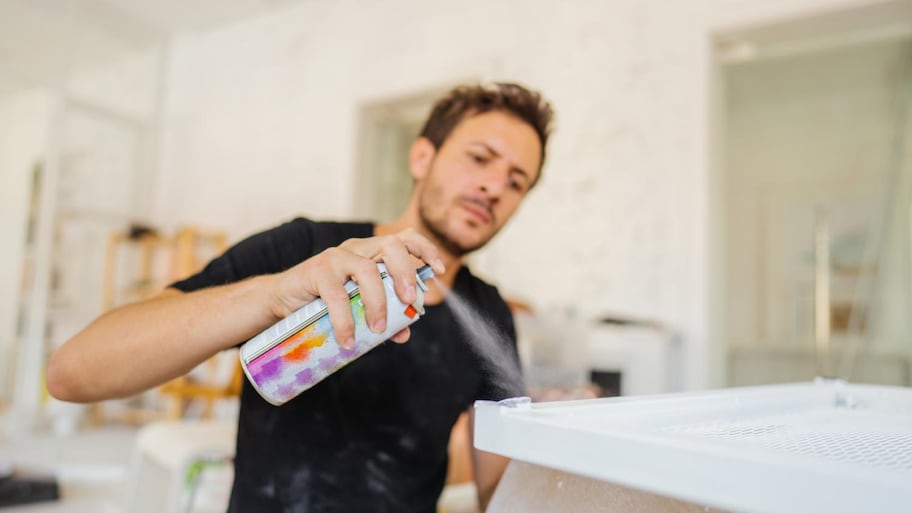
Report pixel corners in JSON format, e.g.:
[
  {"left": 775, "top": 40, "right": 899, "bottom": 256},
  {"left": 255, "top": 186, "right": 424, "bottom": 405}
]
[{"left": 91, "top": 226, "right": 238, "bottom": 425}]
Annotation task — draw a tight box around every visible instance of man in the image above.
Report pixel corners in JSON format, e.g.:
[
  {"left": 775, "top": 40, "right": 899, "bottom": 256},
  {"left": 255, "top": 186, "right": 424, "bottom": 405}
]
[{"left": 47, "top": 82, "right": 554, "bottom": 512}]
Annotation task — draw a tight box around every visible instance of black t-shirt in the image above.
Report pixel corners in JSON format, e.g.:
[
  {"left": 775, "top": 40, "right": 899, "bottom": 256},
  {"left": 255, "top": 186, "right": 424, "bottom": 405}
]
[{"left": 171, "top": 218, "right": 524, "bottom": 513}]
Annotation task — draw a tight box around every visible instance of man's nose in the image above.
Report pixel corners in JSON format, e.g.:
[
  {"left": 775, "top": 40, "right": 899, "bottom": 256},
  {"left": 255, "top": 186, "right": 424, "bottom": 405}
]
[{"left": 478, "top": 165, "right": 509, "bottom": 197}]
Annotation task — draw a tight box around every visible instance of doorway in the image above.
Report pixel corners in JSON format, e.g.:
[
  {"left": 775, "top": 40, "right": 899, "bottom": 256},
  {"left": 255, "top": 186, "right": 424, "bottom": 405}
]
[
  {"left": 354, "top": 89, "right": 442, "bottom": 223},
  {"left": 714, "top": 3, "right": 912, "bottom": 386}
]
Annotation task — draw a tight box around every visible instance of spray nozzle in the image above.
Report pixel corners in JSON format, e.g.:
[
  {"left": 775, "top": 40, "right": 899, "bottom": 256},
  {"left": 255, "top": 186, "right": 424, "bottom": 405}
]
[{"left": 416, "top": 264, "right": 435, "bottom": 284}]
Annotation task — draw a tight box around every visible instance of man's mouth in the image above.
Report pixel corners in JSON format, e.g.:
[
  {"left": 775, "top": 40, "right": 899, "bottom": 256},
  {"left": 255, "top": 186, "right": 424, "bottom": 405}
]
[{"left": 461, "top": 199, "right": 493, "bottom": 225}]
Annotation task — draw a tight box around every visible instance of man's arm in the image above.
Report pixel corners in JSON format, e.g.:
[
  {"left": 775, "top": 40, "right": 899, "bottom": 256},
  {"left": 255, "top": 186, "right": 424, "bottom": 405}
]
[
  {"left": 468, "top": 408, "right": 511, "bottom": 511},
  {"left": 46, "top": 277, "right": 278, "bottom": 403},
  {"left": 46, "top": 231, "right": 444, "bottom": 404}
]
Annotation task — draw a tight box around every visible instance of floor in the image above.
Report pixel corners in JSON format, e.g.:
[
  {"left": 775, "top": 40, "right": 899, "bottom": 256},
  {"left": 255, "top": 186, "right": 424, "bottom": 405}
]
[
  {"left": 1, "top": 419, "right": 135, "bottom": 512},
  {"left": 0, "top": 411, "right": 234, "bottom": 513},
  {"left": 0, "top": 408, "right": 471, "bottom": 513}
]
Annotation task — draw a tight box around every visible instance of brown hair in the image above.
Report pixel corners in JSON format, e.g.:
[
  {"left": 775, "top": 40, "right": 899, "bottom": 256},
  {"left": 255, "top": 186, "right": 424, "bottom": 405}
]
[{"left": 419, "top": 82, "right": 554, "bottom": 176}]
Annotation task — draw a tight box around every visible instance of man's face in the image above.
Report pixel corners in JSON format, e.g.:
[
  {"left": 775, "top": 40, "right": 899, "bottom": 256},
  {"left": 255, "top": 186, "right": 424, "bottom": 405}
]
[{"left": 414, "top": 110, "right": 542, "bottom": 256}]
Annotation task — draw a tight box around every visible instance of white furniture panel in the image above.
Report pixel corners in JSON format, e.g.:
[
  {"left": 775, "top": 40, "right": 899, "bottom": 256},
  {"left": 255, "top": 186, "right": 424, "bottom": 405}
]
[{"left": 475, "top": 380, "right": 912, "bottom": 513}]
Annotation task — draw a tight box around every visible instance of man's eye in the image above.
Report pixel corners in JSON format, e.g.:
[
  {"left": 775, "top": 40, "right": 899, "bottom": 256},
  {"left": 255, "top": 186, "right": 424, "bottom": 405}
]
[
  {"left": 508, "top": 177, "right": 526, "bottom": 192},
  {"left": 470, "top": 154, "right": 488, "bottom": 164}
]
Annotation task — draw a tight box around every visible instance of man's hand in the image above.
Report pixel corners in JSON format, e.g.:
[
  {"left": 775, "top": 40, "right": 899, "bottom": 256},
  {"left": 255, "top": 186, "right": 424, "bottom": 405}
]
[{"left": 266, "top": 228, "right": 445, "bottom": 349}]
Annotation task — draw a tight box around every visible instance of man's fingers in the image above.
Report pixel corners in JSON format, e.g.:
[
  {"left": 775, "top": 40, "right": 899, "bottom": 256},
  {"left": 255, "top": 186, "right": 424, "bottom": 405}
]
[
  {"left": 311, "top": 250, "right": 358, "bottom": 350},
  {"left": 290, "top": 237, "right": 433, "bottom": 352},
  {"left": 347, "top": 257, "right": 387, "bottom": 335},
  {"left": 379, "top": 236, "right": 419, "bottom": 305},
  {"left": 318, "top": 287, "right": 356, "bottom": 350},
  {"left": 395, "top": 229, "right": 446, "bottom": 275},
  {"left": 339, "top": 230, "right": 445, "bottom": 276},
  {"left": 389, "top": 327, "right": 410, "bottom": 344}
]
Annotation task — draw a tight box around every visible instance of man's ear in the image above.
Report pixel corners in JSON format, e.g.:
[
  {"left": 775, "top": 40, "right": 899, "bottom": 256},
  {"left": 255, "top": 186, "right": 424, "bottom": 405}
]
[{"left": 409, "top": 137, "right": 436, "bottom": 181}]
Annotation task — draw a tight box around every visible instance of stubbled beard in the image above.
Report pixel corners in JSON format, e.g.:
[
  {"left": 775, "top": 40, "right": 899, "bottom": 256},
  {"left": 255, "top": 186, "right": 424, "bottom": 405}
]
[{"left": 418, "top": 198, "right": 488, "bottom": 257}]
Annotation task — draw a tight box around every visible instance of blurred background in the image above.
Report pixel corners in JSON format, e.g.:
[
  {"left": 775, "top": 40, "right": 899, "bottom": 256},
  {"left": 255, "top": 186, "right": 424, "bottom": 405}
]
[{"left": 0, "top": 0, "right": 910, "bottom": 511}]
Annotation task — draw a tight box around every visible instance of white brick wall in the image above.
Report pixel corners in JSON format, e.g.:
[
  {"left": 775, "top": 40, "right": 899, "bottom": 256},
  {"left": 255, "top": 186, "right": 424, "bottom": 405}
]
[{"left": 152, "top": 0, "right": 893, "bottom": 389}]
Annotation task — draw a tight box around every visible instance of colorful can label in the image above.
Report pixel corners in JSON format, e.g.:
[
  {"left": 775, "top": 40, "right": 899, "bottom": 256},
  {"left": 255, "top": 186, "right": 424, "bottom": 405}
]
[{"left": 239, "top": 264, "right": 429, "bottom": 405}]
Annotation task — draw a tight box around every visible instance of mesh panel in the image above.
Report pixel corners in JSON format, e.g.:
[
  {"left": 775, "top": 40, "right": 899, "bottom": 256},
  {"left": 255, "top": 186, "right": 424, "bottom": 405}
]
[{"left": 660, "top": 406, "right": 912, "bottom": 472}]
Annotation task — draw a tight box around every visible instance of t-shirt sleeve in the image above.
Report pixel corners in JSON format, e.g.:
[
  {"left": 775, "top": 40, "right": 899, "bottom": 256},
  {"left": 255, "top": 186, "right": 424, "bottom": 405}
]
[
  {"left": 170, "top": 218, "right": 316, "bottom": 293},
  {"left": 475, "top": 291, "right": 526, "bottom": 401}
]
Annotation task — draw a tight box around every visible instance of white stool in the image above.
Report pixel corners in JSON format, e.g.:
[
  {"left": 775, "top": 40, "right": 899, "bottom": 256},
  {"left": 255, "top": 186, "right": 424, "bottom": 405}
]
[{"left": 124, "top": 419, "right": 236, "bottom": 513}]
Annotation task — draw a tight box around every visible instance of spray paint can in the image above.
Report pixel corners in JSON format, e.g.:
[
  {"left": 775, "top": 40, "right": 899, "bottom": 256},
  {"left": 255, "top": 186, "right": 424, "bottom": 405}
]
[{"left": 239, "top": 264, "right": 435, "bottom": 405}]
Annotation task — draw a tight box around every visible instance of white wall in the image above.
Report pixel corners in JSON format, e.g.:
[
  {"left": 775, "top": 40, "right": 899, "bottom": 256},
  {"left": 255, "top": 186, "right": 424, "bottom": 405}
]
[{"left": 152, "top": 0, "right": 898, "bottom": 390}]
